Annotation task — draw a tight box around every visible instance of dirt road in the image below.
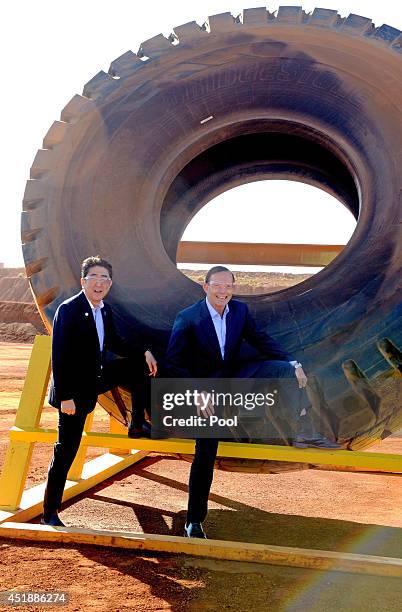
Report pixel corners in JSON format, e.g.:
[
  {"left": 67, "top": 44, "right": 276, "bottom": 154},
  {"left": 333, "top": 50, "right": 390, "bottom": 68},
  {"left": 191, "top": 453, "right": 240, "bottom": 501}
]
[{"left": 1, "top": 342, "right": 402, "bottom": 611}]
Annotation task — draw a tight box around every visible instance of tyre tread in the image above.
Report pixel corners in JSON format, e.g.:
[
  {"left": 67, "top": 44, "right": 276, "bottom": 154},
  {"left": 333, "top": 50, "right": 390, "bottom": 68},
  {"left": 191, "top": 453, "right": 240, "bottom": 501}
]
[
  {"left": 392, "top": 35, "right": 402, "bottom": 53},
  {"left": 21, "top": 227, "right": 43, "bottom": 244},
  {"left": 276, "top": 6, "right": 306, "bottom": 24},
  {"left": 367, "top": 24, "right": 402, "bottom": 47},
  {"left": 206, "top": 12, "right": 239, "bottom": 33},
  {"left": 308, "top": 8, "right": 339, "bottom": 27},
  {"left": 83, "top": 70, "right": 120, "bottom": 100},
  {"left": 22, "top": 180, "right": 47, "bottom": 210},
  {"left": 108, "top": 50, "right": 143, "bottom": 78},
  {"left": 338, "top": 13, "right": 373, "bottom": 34},
  {"left": 138, "top": 34, "right": 174, "bottom": 59},
  {"left": 60, "top": 94, "right": 94, "bottom": 122},
  {"left": 25, "top": 257, "right": 48, "bottom": 278},
  {"left": 35, "top": 287, "right": 61, "bottom": 308},
  {"left": 173, "top": 21, "right": 208, "bottom": 43},
  {"left": 21, "top": 206, "right": 48, "bottom": 233},
  {"left": 43, "top": 121, "right": 69, "bottom": 149},
  {"left": 30, "top": 149, "right": 55, "bottom": 179},
  {"left": 242, "top": 8, "right": 270, "bottom": 26}
]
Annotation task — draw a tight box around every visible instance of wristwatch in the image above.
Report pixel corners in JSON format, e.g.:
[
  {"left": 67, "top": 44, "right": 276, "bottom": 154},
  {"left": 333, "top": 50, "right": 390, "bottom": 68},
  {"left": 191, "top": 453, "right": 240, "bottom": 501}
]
[{"left": 294, "top": 362, "right": 303, "bottom": 369}]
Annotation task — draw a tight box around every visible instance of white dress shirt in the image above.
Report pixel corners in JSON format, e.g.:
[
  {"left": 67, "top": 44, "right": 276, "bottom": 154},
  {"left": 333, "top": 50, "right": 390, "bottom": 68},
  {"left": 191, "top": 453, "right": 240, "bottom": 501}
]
[
  {"left": 205, "top": 298, "right": 229, "bottom": 359},
  {"left": 83, "top": 292, "right": 105, "bottom": 351}
]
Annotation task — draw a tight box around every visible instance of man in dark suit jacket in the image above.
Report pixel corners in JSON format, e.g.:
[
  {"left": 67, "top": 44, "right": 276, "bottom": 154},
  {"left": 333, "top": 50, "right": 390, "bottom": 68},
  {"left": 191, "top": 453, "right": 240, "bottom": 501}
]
[
  {"left": 166, "top": 266, "right": 340, "bottom": 538},
  {"left": 42, "top": 255, "right": 157, "bottom": 526}
]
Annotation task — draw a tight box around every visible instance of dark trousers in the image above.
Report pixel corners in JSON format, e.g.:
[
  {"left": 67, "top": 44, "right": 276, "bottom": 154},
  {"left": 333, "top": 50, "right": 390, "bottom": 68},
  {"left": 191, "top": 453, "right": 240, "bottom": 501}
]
[
  {"left": 43, "top": 409, "right": 88, "bottom": 519},
  {"left": 186, "top": 359, "right": 307, "bottom": 524},
  {"left": 43, "top": 355, "right": 149, "bottom": 518},
  {"left": 187, "top": 438, "right": 219, "bottom": 524}
]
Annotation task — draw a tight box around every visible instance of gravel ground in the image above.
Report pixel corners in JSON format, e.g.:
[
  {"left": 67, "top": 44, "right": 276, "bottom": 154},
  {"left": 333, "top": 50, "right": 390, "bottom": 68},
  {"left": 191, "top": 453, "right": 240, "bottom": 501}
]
[{"left": 1, "top": 342, "right": 402, "bottom": 612}]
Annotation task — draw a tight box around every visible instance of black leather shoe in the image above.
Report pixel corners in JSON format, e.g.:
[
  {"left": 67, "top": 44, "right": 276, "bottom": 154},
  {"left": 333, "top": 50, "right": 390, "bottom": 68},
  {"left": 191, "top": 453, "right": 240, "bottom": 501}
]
[
  {"left": 128, "top": 421, "right": 152, "bottom": 438},
  {"left": 184, "top": 522, "right": 207, "bottom": 538},
  {"left": 40, "top": 513, "right": 65, "bottom": 527},
  {"left": 293, "top": 434, "right": 342, "bottom": 449}
]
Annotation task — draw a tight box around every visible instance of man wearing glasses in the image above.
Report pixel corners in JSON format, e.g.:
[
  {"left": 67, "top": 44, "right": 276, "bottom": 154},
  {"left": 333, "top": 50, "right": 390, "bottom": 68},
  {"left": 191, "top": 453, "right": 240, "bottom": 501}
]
[
  {"left": 166, "top": 265, "right": 340, "bottom": 539},
  {"left": 42, "top": 255, "right": 157, "bottom": 526}
]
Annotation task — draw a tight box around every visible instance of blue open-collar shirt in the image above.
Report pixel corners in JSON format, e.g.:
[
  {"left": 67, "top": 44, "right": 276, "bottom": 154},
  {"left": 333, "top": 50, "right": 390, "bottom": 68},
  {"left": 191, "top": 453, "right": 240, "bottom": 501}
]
[{"left": 205, "top": 297, "right": 229, "bottom": 359}]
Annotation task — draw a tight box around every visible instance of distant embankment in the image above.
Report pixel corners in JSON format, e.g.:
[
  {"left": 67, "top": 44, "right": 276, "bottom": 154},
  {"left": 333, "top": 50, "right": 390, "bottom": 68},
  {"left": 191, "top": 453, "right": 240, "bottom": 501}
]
[
  {"left": 0, "top": 267, "right": 313, "bottom": 342},
  {"left": 0, "top": 268, "right": 47, "bottom": 343},
  {"left": 0, "top": 268, "right": 32, "bottom": 302},
  {"left": 182, "top": 269, "right": 312, "bottom": 294}
]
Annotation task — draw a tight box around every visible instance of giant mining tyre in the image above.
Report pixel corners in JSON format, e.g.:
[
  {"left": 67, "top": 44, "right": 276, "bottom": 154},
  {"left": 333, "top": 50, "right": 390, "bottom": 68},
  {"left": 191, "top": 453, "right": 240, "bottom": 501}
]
[{"left": 22, "top": 7, "right": 402, "bottom": 466}]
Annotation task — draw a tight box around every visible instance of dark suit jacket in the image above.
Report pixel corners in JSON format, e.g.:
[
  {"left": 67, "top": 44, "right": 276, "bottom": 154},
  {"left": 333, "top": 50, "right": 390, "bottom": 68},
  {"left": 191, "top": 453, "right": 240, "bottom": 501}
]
[
  {"left": 166, "top": 298, "right": 295, "bottom": 379},
  {"left": 48, "top": 291, "right": 145, "bottom": 411}
]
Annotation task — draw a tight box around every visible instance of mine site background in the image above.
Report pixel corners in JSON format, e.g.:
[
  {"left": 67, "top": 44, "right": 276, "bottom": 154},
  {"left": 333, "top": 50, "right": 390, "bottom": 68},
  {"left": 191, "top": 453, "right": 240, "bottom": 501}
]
[{"left": 0, "top": 266, "right": 312, "bottom": 344}]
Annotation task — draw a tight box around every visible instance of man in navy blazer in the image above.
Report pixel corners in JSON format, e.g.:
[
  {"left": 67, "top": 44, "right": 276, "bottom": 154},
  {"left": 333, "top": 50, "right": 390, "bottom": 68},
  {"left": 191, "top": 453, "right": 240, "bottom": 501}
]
[
  {"left": 166, "top": 266, "right": 340, "bottom": 538},
  {"left": 42, "top": 255, "right": 157, "bottom": 526}
]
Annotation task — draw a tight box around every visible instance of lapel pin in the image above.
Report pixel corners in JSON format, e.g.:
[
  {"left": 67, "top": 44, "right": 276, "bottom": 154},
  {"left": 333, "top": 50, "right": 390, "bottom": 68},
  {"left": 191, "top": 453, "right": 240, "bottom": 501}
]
[{"left": 85, "top": 312, "right": 89, "bottom": 317}]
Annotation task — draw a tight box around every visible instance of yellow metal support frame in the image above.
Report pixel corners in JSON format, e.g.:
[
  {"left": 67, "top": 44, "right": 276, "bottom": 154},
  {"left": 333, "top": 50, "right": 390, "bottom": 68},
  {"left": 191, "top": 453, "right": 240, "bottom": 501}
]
[
  {"left": 177, "top": 241, "right": 343, "bottom": 267},
  {"left": 0, "top": 336, "right": 148, "bottom": 523},
  {"left": 0, "top": 335, "right": 401, "bottom": 527}
]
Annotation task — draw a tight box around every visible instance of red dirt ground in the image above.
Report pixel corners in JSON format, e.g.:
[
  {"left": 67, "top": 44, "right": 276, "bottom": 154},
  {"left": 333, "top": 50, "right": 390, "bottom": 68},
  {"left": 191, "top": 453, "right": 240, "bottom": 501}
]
[{"left": 1, "top": 342, "right": 402, "bottom": 611}]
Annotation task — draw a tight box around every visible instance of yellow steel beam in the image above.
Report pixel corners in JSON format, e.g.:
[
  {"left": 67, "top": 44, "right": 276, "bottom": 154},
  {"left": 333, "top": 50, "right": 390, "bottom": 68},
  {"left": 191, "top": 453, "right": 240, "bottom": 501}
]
[
  {"left": 8, "top": 428, "right": 402, "bottom": 473},
  {"left": 109, "top": 414, "right": 130, "bottom": 455},
  {"left": 1, "top": 523, "right": 402, "bottom": 578},
  {"left": 177, "top": 241, "right": 343, "bottom": 267},
  {"left": 13, "top": 335, "right": 52, "bottom": 428}
]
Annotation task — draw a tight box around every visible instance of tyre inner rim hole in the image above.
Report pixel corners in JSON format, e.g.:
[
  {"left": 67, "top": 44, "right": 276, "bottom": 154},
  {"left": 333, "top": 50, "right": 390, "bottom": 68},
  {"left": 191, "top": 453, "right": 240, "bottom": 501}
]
[{"left": 160, "top": 127, "right": 360, "bottom": 296}]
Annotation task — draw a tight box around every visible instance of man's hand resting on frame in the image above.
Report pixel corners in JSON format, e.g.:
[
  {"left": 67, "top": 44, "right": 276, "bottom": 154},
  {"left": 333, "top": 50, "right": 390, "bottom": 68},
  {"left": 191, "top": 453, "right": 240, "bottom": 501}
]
[
  {"left": 295, "top": 366, "right": 308, "bottom": 389},
  {"left": 145, "top": 350, "right": 158, "bottom": 377},
  {"left": 60, "top": 399, "right": 76, "bottom": 415}
]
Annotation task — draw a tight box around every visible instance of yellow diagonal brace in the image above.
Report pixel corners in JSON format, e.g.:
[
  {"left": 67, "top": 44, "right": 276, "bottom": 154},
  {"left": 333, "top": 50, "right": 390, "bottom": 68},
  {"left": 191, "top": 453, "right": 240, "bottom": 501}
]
[
  {"left": 109, "top": 414, "right": 130, "bottom": 455},
  {"left": 0, "top": 451, "right": 149, "bottom": 524},
  {"left": 67, "top": 411, "right": 95, "bottom": 481}
]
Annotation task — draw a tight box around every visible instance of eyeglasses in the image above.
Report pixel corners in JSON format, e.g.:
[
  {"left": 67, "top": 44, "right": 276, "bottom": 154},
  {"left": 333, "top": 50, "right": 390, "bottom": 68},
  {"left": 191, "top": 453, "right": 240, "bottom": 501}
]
[
  {"left": 84, "top": 274, "right": 111, "bottom": 284},
  {"left": 208, "top": 282, "right": 235, "bottom": 290}
]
